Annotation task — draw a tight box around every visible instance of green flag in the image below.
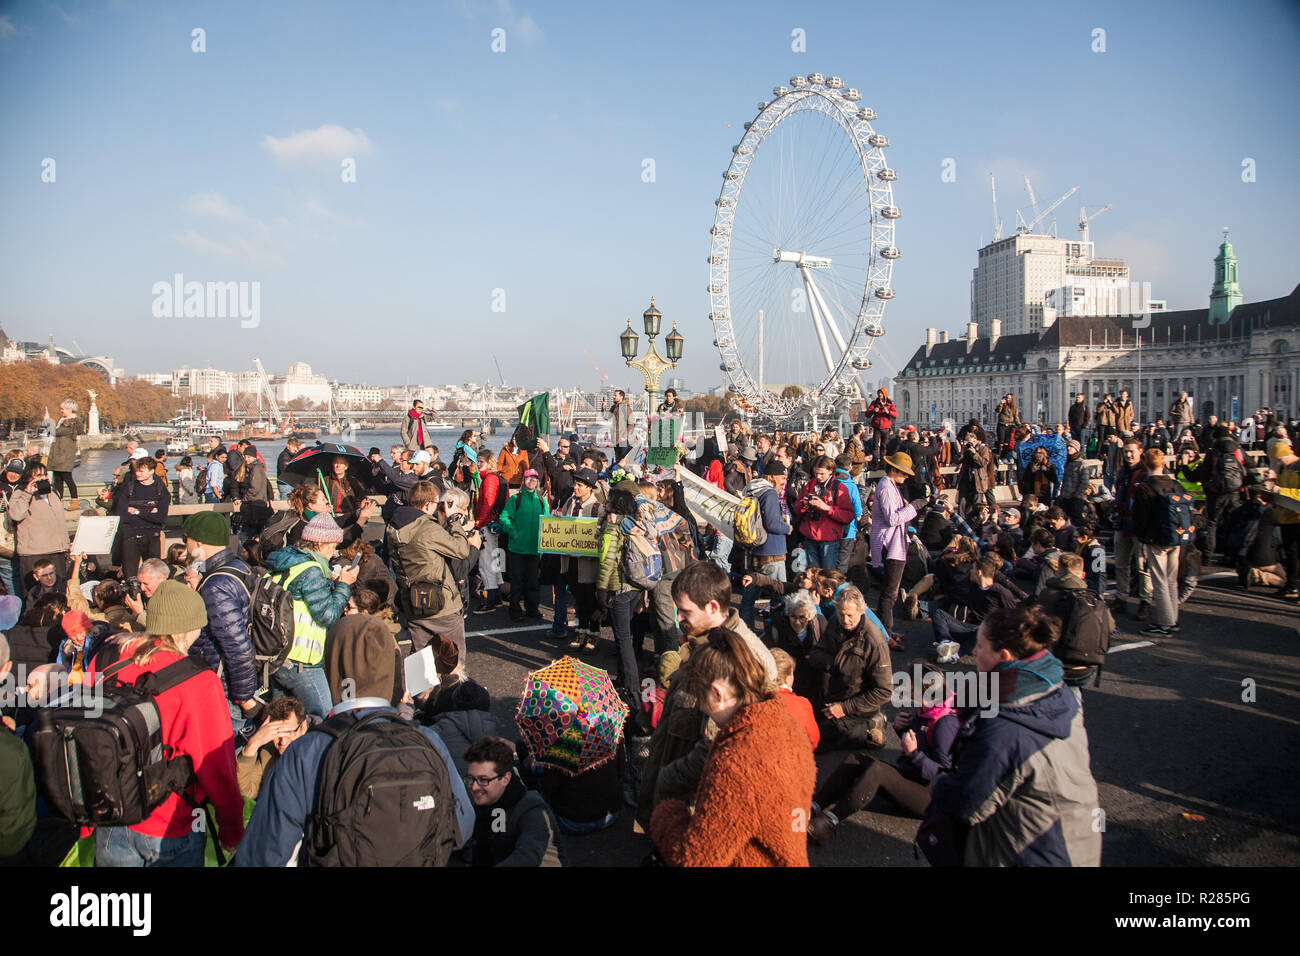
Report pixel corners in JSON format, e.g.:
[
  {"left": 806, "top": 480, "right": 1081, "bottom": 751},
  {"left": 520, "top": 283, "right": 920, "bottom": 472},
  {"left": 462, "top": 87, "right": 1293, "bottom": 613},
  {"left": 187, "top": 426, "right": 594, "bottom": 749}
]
[{"left": 516, "top": 392, "right": 550, "bottom": 451}]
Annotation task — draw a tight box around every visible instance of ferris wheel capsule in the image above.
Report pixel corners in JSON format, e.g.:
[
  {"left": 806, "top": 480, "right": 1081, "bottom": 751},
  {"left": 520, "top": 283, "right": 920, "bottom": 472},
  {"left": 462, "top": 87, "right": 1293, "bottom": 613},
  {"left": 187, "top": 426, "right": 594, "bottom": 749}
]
[
  {"left": 880, "top": 245, "right": 901, "bottom": 259},
  {"left": 857, "top": 107, "right": 876, "bottom": 121},
  {"left": 790, "top": 75, "right": 808, "bottom": 88},
  {"left": 874, "top": 287, "right": 896, "bottom": 300},
  {"left": 842, "top": 88, "right": 860, "bottom": 100},
  {"left": 877, "top": 168, "right": 898, "bottom": 182},
  {"left": 807, "top": 73, "right": 825, "bottom": 85},
  {"left": 881, "top": 206, "right": 901, "bottom": 219},
  {"left": 773, "top": 86, "right": 790, "bottom": 97},
  {"left": 867, "top": 133, "right": 889, "bottom": 148},
  {"left": 826, "top": 76, "right": 843, "bottom": 89}
]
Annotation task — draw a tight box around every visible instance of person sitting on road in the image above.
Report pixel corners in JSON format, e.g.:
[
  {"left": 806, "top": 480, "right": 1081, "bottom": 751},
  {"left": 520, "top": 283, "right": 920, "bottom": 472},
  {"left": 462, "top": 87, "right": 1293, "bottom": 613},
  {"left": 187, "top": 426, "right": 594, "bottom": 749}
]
[
  {"left": 805, "top": 585, "right": 893, "bottom": 751},
  {"left": 236, "top": 696, "right": 312, "bottom": 801},
  {"left": 458, "top": 736, "right": 558, "bottom": 867},
  {"left": 807, "top": 661, "right": 961, "bottom": 845}
]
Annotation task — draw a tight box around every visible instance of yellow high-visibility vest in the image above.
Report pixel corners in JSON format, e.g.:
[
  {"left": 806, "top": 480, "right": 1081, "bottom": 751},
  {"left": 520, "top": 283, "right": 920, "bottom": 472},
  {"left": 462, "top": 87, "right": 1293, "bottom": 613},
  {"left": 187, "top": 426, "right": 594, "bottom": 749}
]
[{"left": 279, "top": 561, "right": 327, "bottom": 666}]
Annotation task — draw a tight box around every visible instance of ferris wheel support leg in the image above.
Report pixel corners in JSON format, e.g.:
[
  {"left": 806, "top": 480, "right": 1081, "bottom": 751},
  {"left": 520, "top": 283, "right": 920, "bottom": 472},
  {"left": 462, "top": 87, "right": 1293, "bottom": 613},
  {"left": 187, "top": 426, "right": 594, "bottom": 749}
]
[
  {"left": 800, "top": 266, "right": 837, "bottom": 377},
  {"left": 807, "top": 275, "right": 850, "bottom": 354}
]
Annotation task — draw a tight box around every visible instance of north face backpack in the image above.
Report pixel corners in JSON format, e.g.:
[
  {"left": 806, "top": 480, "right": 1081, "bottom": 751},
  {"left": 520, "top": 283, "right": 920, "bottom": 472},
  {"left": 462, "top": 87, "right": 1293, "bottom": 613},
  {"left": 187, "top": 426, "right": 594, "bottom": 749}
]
[
  {"left": 733, "top": 493, "right": 768, "bottom": 548},
  {"left": 31, "top": 652, "right": 205, "bottom": 827},
  {"left": 205, "top": 566, "right": 296, "bottom": 679},
  {"left": 303, "top": 711, "right": 459, "bottom": 867}
]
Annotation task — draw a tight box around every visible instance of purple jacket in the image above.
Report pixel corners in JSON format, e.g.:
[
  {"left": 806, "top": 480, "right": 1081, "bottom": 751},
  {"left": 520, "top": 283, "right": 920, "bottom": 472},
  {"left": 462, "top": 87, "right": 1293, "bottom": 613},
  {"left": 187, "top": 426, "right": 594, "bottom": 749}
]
[{"left": 868, "top": 475, "right": 916, "bottom": 565}]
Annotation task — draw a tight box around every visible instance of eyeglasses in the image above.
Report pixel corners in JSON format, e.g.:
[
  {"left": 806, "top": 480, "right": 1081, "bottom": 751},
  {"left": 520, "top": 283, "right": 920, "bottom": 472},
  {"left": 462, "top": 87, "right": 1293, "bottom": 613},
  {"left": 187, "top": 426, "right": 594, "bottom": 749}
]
[{"left": 465, "top": 773, "right": 504, "bottom": 789}]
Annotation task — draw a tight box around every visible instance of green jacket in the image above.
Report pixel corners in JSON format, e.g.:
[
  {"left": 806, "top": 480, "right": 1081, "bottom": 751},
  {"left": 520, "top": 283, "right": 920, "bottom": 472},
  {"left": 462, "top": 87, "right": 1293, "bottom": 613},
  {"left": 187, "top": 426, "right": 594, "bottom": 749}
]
[
  {"left": 0, "top": 730, "right": 36, "bottom": 857},
  {"left": 596, "top": 522, "right": 633, "bottom": 593},
  {"left": 498, "top": 488, "right": 549, "bottom": 556}
]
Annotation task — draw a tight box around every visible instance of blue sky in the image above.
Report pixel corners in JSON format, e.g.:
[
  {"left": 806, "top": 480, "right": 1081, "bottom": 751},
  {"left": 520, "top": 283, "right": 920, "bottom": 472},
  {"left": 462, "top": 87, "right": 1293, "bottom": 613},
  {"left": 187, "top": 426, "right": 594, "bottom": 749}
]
[{"left": 2, "top": 0, "right": 1297, "bottom": 395}]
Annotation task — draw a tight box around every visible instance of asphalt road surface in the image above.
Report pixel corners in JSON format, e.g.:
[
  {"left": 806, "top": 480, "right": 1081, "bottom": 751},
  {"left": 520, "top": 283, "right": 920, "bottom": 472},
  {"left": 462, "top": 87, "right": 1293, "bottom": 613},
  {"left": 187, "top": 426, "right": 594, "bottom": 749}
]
[{"left": 444, "top": 569, "right": 1300, "bottom": 867}]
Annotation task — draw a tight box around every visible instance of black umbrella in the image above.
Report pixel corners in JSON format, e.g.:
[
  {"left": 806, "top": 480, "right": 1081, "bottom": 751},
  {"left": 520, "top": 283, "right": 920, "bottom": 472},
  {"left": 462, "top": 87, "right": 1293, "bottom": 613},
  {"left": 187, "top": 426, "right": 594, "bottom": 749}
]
[{"left": 280, "top": 442, "right": 378, "bottom": 503}]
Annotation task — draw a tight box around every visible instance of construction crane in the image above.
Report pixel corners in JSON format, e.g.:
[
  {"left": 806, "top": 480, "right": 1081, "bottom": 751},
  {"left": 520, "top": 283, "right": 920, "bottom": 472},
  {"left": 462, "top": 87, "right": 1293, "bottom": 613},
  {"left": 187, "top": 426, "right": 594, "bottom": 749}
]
[
  {"left": 252, "top": 358, "right": 282, "bottom": 428},
  {"left": 1024, "top": 176, "right": 1041, "bottom": 226},
  {"left": 989, "top": 173, "right": 1003, "bottom": 242},
  {"left": 579, "top": 347, "right": 609, "bottom": 392},
  {"left": 1078, "top": 204, "right": 1112, "bottom": 249},
  {"left": 1017, "top": 184, "right": 1079, "bottom": 236},
  {"left": 492, "top": 355, "right": 506, "bottom": 388}
]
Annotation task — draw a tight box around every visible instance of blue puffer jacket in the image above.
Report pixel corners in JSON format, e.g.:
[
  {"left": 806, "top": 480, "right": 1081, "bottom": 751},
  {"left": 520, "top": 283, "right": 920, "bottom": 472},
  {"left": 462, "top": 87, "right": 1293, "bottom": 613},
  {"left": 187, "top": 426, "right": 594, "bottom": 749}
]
[
  {"left": 191, "top": 549, "right": 258, "bottom": 702},
  {"left": 835, "top": 468, "right": 863, "bottom": 540},
  {"left": 262, "top": 546, "right": 351, "bottom": 631},
  {"left": 928, "top": 651, "right": 1102, "bottom": 866}
]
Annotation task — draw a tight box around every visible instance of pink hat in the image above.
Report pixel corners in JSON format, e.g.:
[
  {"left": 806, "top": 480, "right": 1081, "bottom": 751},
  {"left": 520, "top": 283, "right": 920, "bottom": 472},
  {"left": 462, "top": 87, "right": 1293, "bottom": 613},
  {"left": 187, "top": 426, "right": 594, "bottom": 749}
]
[
  {"left": 300, "top": 513, "right": 344, "bottom": 544},
  {"left": 523, "top": 469, "right": 540, "bottom": 479}
]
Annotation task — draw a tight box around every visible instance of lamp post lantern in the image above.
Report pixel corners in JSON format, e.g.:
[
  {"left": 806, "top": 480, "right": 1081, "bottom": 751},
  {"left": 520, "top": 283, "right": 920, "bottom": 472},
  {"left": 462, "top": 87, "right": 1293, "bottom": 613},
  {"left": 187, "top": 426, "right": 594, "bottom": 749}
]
[{"left": 620, "top": 296, "right": 683, "bottom": 416}]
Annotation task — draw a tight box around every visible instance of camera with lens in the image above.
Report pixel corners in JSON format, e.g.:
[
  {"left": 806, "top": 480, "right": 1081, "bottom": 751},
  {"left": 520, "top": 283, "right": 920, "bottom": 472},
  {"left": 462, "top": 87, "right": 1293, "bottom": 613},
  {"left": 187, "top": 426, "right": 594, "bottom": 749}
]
[
  {"left": 126, "top": 577, "right": 142, "bottom": 600},
  {"left": 34, "top": 478, "right": 53, "bottom": 496}
]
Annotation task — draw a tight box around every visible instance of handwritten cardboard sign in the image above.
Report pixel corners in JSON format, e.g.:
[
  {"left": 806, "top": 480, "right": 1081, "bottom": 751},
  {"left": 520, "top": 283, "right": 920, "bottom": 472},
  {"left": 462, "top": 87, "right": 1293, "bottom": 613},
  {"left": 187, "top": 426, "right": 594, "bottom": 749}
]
[{"left": 537, "top": 515, "right": 600, "bottom": 557}]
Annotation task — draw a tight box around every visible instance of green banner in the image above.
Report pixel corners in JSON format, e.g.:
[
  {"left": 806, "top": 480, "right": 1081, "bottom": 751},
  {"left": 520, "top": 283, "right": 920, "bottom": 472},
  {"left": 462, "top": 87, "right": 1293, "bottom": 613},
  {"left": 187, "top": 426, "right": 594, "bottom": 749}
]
[{"left": 516, "top": 392, "right": 550, "bottom": 451}]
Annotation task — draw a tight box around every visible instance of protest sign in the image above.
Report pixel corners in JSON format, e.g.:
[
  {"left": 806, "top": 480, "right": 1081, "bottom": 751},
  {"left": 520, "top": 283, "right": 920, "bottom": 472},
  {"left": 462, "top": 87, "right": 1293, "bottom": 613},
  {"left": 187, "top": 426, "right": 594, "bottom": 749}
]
[
  {"left": 70, "top": 516, "right": 119, "bottom": 556},
  {"left": 677, "top": 465, "right": 743, "bottom": 542},
  {"left": 537, "top": 515, "right": 600, "bottom": 556}
]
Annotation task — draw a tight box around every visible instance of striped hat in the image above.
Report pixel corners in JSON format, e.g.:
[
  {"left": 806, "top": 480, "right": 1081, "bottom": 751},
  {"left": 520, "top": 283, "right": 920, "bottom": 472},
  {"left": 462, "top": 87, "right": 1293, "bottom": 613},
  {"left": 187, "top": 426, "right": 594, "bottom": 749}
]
[{"left": 300, "top": 513, "right": 344, "bottom": 544}]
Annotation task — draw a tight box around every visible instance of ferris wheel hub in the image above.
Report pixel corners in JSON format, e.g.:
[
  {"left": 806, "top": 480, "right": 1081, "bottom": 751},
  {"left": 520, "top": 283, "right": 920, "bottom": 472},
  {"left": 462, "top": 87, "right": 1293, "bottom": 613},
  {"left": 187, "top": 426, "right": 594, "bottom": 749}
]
[{"left": 773, "top": 249, "right": 831, "bottom": 268}]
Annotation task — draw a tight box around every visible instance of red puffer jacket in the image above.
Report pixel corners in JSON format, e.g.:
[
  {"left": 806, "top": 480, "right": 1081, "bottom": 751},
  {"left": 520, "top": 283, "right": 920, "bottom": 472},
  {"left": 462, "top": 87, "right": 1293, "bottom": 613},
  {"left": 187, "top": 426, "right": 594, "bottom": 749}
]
[
  {"left": 868, "top": 399, "right": 898, "bottom": 432},
  {"left": 473, "top": 472, "right": 506, "bottom": 529}
]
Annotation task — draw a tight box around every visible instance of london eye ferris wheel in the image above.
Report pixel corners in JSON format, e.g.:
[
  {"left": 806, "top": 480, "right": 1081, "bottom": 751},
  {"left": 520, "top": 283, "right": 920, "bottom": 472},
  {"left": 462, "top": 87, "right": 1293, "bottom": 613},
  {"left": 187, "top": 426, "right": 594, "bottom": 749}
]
[{"left": 708, "top": 73, "right": 900, "bottom": 422}]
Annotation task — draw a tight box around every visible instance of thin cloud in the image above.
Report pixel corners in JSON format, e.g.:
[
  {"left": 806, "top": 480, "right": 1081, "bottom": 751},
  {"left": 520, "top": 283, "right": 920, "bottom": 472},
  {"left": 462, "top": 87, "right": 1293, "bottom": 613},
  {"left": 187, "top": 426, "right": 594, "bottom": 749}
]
[
  {"left": 261, "top": 124, "right": 374, "bottom": 164},
  {"left": 0, "top": 15, "right": 16, "bottom": 38},
  {"left": 184, "top": 192, "right": 247, "bottom": 223},
  {"left": 496, "top": 0, "right": 543, "bottom": 45},
  {"left": 42, "top": 1, "right": 84, "bottom": 27}
]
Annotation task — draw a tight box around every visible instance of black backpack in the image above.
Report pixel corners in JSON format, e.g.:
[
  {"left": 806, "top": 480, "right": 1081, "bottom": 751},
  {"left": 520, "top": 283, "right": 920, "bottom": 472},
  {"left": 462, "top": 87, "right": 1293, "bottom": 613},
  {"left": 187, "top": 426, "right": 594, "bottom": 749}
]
[
  {"left": 258, "top": 509, "right": 300, "bottom": 557},
  {"left": 1210, "top": 447, "right": 1245, "bottom": 494},
  {"left": 205, "top": 565, "right": 296, "bottom": 680},
  {"left": 1054, "top": 589, "right": 1114, "bottom": 675},
  {"left": 31, "top": 651, "right": 205, "bottom": 826},
  {"left": 302, "top": 710, "right": 459, "bottom": 867}
]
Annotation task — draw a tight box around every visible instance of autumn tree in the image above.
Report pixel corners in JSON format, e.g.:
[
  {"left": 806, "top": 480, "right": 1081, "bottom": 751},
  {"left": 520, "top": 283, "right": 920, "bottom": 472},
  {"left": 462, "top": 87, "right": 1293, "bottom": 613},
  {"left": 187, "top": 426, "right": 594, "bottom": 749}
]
[{"left": 0, "top": 361, "right": 178, "bottom": 430}]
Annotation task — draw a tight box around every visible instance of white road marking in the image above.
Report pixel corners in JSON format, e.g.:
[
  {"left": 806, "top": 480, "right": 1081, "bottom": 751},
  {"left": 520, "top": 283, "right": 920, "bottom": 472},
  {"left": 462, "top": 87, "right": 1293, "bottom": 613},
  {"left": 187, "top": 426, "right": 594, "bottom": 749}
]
[
  {"left": 1109, "top": 641, "right": 1155, "bottom": 653},
  {"left": 468, "top": 624, "right": 556, "bottom": 637}
]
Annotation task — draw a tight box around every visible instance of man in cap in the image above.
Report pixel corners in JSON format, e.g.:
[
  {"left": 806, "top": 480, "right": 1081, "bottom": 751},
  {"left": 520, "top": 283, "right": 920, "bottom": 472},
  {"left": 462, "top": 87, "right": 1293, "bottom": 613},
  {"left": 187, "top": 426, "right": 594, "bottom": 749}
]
[
  {"left": 498, "top": 469, "right": 550, "bottom": 622},
  {"left": 182, "top": 512, "right": 260, "bottom": 733}
]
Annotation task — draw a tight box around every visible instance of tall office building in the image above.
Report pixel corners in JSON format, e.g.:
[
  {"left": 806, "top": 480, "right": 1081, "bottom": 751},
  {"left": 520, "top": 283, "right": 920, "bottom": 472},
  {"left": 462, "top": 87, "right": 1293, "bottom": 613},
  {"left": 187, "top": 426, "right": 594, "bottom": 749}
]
[{"left": 971, "top": 233, "right": 1139, "bottom": 335}]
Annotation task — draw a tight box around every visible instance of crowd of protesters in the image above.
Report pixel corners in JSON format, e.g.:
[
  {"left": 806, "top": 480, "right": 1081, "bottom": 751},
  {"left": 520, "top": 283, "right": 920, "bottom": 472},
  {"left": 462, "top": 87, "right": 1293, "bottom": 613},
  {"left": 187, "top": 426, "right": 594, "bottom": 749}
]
[{"left": 1, "top": 388, "right": 1296, "bottom": 868}]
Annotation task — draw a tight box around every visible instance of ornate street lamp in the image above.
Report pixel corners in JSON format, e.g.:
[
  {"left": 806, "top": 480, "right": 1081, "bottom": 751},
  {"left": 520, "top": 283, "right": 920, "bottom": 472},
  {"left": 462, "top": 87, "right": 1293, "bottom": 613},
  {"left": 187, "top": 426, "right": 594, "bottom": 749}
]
[{"left": 620, "top": 296, "right": 683, "bottom": 416}]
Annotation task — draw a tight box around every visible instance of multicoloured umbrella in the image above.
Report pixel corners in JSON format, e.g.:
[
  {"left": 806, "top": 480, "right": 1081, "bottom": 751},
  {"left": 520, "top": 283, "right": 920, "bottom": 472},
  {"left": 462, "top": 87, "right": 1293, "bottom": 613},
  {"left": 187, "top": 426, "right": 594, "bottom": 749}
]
[{"left": 515, "top": 657, "right": 629, "bottom": 776}]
